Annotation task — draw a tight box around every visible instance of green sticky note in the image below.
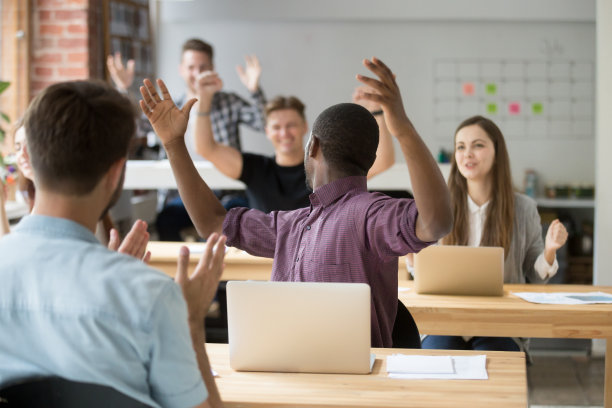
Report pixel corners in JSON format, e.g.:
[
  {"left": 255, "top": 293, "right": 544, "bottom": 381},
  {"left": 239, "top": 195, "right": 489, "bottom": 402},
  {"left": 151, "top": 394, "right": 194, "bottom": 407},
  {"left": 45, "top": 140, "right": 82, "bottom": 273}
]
[
  {"left": 532, "top": 102, "right": 543, "bottom": 115},
  {"left": 486, "top": 103, "right": 497, "bottom": 114},
  {"left": 485, "top": 83, "right": 497, "bottom": 95}
]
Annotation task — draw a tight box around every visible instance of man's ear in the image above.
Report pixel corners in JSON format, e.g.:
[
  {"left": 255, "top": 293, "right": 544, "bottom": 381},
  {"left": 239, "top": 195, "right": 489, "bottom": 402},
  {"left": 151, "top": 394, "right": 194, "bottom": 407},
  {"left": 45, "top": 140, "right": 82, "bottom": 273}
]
[
  {"left": 308, "top": 134, "right": 320, "bottom": 159},
  {"left": 106, "top": 157, "right": 127, "bottom": 191}
]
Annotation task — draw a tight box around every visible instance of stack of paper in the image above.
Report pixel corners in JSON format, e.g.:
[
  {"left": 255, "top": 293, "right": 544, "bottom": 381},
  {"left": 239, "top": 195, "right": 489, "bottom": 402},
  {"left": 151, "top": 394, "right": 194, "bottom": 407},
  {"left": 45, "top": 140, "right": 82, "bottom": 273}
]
[
  {"left": 512, "top": 292, "right": 612, "bottom": 304},
  {"left": 386, "top": 354, "right": 488, "bottom": 380}
]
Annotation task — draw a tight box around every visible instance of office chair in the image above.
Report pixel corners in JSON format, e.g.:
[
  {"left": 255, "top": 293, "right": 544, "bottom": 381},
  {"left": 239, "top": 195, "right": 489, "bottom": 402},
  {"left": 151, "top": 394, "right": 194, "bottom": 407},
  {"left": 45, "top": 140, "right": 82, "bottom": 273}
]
[
  {"left": 391, "top": 299, "right": 422, "bottom": 348},
  {"left": 0, "top": 377, "right": 151, "bottom": 408}
]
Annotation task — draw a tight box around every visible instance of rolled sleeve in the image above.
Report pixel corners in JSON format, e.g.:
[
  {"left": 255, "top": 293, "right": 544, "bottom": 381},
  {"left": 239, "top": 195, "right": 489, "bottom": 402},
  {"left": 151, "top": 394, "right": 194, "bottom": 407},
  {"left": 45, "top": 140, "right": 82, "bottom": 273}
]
[{"left": 534, "top": 252, "right": 559, "bottom": 280}]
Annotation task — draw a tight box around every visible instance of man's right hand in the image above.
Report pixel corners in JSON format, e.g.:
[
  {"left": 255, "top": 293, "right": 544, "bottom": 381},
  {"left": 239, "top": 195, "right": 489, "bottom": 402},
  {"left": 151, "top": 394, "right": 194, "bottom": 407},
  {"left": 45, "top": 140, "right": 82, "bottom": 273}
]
[
  {"left": 175, "top": 233, "right": 227, "bottom": 326},
  {"left": 195, "top": 71, "right": 223, "bottom": 112},
  {"left": 356, "top": 58, "right": 412, "bottom": 141},
  {"left": 140, "top": 78, "right": 197, "bottom": 147}
]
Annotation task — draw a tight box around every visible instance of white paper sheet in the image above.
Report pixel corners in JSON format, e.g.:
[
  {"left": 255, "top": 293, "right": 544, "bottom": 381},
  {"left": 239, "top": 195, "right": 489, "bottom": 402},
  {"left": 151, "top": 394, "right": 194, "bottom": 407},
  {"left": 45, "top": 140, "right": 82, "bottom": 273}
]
[
  {"left": 398, "top": 287, "right": 410, "bottom": 293},
  {"left": 387, "top": 354, "right": 488, "bottom": 380},
  {"left": 387, "top": 355, "right": 454, "bottom": 374},
  {"left": 512, "top": 291, "right": 612, "bottom": 304}
]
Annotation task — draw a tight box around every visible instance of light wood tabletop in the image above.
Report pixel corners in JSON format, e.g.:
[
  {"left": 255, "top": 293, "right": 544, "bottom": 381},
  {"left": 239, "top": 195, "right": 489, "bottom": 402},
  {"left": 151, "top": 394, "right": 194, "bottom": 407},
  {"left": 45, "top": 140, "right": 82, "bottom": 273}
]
[
  {"left": 399, "top": 281, "right": 612, "bottom": 408},
  {"left": 147, "top": 241, "right": 410, "bottom": 281},
  {"left": 206, "top": 342, "right": 527, "bottom": 408}
]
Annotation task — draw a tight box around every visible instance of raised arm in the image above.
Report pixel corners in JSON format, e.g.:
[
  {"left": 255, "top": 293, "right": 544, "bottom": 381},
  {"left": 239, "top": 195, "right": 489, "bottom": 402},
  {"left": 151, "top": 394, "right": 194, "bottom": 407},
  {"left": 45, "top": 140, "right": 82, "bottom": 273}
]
[
  {"left": 140, "top": 78, "right": 226, "bottom": 237},
  {"left": 193, "top": 71, "right": 243, "bottom": 179},
  {"left": 236, "top": 55, "right": 266, "bottom": 132},
  {"left": 352, "top": 86, "right": 395, "bottom": 179},
  {"left": 106, "top": 52, "right": 135, "bottom": 93},
  {"left": 356, "top": 58, "right": 452, "bottom": 242}
]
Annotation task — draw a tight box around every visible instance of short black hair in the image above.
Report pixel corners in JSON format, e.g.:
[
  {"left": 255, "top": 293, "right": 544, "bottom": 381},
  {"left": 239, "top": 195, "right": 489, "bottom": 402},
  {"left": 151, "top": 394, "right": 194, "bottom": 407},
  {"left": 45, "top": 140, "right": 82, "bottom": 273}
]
[
  {"left": 182, "top": 38, "right": 214, "bottom": 60},
  {"left": 24, "top": 80, "right": 135, "bottom": 195},
  {"left": 311, "top": 103, "right": 379, "bottom": 176}
]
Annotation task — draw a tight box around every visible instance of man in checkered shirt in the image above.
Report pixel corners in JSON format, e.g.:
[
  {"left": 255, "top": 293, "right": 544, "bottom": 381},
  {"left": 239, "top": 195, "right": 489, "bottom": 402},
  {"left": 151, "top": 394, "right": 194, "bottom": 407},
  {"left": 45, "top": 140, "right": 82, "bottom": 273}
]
[{"left": 160, "top": 38, "right": 267, "bottom": 240}]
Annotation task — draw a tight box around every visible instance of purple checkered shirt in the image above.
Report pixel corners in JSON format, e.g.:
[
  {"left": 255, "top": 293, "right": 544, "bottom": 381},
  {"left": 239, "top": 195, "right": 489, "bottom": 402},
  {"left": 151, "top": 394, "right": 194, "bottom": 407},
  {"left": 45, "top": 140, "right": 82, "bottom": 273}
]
[{"left": 223, "top": 176, "right": 434, "bottom": 347}]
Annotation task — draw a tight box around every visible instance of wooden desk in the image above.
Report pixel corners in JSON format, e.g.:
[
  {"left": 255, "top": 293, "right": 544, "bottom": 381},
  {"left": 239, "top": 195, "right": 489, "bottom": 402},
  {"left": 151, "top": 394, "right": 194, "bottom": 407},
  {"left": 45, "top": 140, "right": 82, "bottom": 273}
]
[
  {"left": 147, "top": 241, "right": 410, "bottom": 281},
  {"left": 147, "top": 241, "right": 273, "bottom": 281},
  {"left": 207, "top": 343, "right": 527, "bottom": 408},
  {"left": 399, "top": 281, "right": 612, "bottom": 408}
]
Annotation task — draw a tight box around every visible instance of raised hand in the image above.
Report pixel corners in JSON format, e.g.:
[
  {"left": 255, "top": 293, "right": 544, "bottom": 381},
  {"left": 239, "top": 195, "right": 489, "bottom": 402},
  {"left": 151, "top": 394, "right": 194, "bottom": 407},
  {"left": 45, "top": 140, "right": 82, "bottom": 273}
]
[
  {"left": 195, "top": 71, "right": 223, "bottom": 111},
  {"left": 175, "top": 233, "right": 227, "bottom": 325},
  {"left": 356, "top": 57, "right": 412, "bottom": 140},
  {"left": 236, "top": 54, "right": 261, "bottom": 93},
  {"left": 352, "top": 85, "right": 382, "bottom": 112},
  {"left": 545, "top": 219, "right": 568, "bottom": 252},
  {"left": 139, "top": 78, "right": 197, "bottom": 147},
  {"left": 107, "top": 52, "right": 135, "bottom": 91},
  {"left": 108, "top": 219, "right": 151, "bottom": 263}
]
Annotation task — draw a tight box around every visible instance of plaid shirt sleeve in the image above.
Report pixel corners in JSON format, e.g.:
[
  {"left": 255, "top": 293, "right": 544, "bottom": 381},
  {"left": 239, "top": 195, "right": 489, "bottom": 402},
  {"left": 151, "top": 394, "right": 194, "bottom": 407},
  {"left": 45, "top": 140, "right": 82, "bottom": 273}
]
[{"left": 209, "top": 89, "right": 267, "bottom": 151}]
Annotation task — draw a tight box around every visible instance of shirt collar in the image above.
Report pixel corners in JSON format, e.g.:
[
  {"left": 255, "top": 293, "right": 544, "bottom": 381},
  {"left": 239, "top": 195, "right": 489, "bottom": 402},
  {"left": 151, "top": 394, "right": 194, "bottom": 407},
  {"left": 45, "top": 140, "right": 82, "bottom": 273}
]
[
  {"left": 13, "top": 214, "right": 100, "bottom": 244},
  {"left": 309, "top": 176, "right": 367, "bottom": 208},
  {"left": 467, "top": 194, "right": 490, "bottom": 214}
]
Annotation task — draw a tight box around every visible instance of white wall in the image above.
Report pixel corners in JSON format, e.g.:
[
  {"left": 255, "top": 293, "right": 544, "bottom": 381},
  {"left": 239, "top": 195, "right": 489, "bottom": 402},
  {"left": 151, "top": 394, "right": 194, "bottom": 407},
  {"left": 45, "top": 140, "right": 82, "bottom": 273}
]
[
  {"left": 594, "top": 0, "right": 612, "bottom": 286},
  {"left": 156, "top": 0, "right": 596, "bottom": 193}
]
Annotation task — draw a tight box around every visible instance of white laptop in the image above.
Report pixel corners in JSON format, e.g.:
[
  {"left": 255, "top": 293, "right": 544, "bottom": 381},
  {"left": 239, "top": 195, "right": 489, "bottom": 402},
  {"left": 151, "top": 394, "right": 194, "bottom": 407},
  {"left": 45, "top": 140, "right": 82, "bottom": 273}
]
[
  {"left": 226, "top": 281, "right": 373, "bottom": 374},
  {"left": 413, "top": 245, "right": 504, "bottom": 296}
]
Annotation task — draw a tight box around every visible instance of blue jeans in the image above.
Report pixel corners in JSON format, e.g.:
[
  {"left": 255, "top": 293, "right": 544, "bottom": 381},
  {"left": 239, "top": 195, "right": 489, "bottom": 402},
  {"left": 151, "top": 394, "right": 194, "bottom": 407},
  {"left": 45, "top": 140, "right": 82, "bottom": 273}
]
[{"left": 422, "top": 335, "right": 520, "bottom": 351}]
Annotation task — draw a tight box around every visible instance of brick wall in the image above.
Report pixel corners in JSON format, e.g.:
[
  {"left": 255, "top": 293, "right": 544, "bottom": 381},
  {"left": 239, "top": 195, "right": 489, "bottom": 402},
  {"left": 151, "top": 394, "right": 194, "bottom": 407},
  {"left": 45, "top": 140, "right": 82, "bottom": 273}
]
[{"left": 30, "top": 0, "right": 104, "bottom": 98}]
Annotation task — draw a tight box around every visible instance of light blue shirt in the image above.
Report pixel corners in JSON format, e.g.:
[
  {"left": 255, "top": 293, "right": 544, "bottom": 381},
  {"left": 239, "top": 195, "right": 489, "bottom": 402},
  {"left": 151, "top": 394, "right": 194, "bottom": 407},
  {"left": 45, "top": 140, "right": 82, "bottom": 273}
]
[{"left": 0, "top": 215, "right": 207, "bottom": 408}]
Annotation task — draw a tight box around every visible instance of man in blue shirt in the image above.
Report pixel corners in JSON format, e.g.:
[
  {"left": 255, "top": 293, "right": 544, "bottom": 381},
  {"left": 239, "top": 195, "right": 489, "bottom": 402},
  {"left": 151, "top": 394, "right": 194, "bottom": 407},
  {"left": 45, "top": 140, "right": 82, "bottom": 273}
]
[{"left": 0, "top": 80, "right": 225, "bottom": 408}]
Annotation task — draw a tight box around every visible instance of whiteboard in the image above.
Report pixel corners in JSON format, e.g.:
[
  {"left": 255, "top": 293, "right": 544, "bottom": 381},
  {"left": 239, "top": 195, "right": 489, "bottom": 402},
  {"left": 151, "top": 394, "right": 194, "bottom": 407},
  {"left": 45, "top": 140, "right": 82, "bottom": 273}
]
[{"left": 157, "top": 13, "right": 595, "bottom": 193}]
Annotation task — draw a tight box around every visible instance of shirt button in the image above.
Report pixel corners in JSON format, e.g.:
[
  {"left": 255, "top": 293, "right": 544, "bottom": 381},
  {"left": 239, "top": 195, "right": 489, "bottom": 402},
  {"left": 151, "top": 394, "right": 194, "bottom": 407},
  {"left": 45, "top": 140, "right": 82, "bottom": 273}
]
[
  {"left": 296, "top": 257, "right": 300, "bottom": 262},
  {"left": 306, "top": 225, "right": 311, "bottom": 230}
]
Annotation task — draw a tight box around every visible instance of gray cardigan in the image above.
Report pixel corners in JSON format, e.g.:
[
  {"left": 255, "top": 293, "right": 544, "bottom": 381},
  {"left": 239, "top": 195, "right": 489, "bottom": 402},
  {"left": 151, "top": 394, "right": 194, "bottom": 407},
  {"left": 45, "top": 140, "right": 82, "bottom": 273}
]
[{"left": 504, "top": 193, "right": 549, "bottom": 284}]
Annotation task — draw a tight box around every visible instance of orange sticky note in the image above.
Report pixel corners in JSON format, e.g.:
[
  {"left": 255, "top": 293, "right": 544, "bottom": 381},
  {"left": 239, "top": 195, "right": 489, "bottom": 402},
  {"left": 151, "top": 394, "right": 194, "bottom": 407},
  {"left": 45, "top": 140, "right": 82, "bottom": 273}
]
[{"left": 462, "top": 82, "right": 475, "bottom": 96}]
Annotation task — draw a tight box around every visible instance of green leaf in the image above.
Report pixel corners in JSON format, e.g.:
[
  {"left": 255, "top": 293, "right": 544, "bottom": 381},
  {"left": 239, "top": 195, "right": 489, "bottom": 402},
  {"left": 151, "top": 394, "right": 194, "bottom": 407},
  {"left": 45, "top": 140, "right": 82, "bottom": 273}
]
[
  {"left": 0, "top": 128, "right": 4, "bottom": 144},
  {"left": 0, "top": 81, "right": 10, "bottom": 95},
  {"left": 0, "top": 113, "right": 9, "bottom": 123}
]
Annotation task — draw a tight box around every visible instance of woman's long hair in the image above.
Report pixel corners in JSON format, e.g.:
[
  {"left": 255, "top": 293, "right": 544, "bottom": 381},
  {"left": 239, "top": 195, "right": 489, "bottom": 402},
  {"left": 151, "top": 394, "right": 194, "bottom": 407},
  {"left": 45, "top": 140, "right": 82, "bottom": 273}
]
[{"left": 441, "top": 116, "right": 515, "bottom": 257}]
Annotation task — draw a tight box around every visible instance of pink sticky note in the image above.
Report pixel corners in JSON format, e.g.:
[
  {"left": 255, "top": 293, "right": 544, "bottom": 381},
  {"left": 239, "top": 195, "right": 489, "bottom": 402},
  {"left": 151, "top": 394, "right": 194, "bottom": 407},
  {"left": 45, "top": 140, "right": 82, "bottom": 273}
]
[
  {"left": 508, "top": 102, "right": 521, "bottom": 115},
  {"left": 462, "top": 82, "right": 475, "bottom": 96}
]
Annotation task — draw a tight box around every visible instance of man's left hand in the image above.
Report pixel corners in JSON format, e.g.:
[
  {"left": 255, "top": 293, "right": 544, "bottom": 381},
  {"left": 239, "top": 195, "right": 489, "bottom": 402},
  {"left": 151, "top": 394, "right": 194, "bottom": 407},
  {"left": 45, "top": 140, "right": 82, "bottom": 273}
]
[{"left": 236, "top": 55, "right": 262, "bottom": 93}]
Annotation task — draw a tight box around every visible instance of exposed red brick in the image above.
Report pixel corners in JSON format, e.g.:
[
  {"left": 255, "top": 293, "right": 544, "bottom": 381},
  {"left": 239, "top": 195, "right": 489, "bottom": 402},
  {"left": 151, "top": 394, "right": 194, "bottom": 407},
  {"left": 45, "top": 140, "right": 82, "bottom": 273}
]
[
  {"left": 67, "top": 52, "right": 88, "bottom": 63},
  {"left": 67, "top": 24, "right": 87, "bottom": 35},
  {"left": 34, "top": 67, "right": 54, "bottom": 77},
  {"left": 36, "top": 38, "right": 56, "bottom": 48},
  {"left": 58, "top": 38, "right": 88, "bottom": 48},
  {"left": 58, "top": 67, "right": 89, "bottom": 78},
  {"left": 36, "top": 0, "right": 68, "bottom": 8},
  {"left": 33, "top": 53, "right": 62, "bottom": 64},
  {"left": 40, "top": 24, "right": 64, "bottom": 35},
  {"left": 39, "top": 10, "right": 52, "bottom": 21},
  {"left": 31, "top": 81, "right": 57, "bottom": 92},
  {"left": 55, "top": 10, "right": 87, "bottom": 21}
]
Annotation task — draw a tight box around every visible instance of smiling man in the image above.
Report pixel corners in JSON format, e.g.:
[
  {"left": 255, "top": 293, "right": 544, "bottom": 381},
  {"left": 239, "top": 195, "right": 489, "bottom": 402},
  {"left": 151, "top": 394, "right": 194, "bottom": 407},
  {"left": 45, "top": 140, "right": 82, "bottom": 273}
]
[
  {"left": 194, "top": 79, "right": 311, "bottom": 212},
  {"left": 192, "top": 70, "right": 396, "bottom": 212}
]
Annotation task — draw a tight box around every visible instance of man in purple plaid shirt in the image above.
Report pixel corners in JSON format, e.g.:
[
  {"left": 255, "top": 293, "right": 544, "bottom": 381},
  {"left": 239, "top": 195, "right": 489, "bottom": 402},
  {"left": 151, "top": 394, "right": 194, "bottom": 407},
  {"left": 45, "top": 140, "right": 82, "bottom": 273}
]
[{"left": 140, "top": 58, "right": 453, "bottom": 347}]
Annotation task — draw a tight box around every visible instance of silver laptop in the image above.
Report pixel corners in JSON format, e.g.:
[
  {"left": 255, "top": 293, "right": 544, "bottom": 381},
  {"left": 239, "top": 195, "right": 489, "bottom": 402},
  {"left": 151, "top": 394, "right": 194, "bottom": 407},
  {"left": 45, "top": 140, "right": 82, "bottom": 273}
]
[
  {"left": 226, "top": 281, "right": 373, "bottom": 374},
  {"left": 413, "top": 245, "right": 504, "bottom": 296}
]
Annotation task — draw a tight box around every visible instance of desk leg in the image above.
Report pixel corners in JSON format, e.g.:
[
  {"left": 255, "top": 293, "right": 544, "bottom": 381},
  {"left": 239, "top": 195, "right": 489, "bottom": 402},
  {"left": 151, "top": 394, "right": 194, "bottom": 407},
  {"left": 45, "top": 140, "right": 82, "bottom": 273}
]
[{"left": 606, "top": 339, "right": 611, "bottom": 408}]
